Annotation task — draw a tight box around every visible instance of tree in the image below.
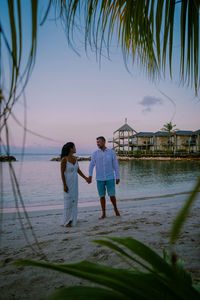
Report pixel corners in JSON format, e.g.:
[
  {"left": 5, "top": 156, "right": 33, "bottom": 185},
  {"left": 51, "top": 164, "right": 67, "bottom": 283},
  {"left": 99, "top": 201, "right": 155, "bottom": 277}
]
[{"left": 161, "top": 121, "right": 177, "bottom": 151}]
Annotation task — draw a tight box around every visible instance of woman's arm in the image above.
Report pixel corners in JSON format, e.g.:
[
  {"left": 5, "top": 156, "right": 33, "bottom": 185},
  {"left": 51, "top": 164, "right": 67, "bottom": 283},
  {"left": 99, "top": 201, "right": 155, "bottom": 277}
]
[
  {"left": 78, "top": 168, "right": 89, "bottom": 182},
  {"left": 61, "top": 158, "right": 68, "bottom": 192}
]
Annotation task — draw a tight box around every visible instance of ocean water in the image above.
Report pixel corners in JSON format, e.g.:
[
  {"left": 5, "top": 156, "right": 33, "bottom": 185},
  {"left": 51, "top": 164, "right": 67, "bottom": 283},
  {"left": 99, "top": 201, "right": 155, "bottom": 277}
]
[{"left": 1, "top": 154, "right": 200, "bottom": 208}]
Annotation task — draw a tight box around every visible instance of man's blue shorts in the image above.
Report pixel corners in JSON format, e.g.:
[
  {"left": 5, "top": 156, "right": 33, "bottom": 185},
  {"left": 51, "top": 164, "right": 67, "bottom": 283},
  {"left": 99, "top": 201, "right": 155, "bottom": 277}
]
[{"left": 97, "top": 179, "right": 115, "bottom": 197}]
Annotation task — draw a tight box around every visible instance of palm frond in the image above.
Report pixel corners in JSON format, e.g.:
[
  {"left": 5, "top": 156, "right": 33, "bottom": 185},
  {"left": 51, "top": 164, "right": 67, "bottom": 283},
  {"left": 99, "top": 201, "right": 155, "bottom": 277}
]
[
  {"left": 16, "top": 236, "right": 200, "bottom": 299},
  {"left": 54, "top": 0, "right": 200, "bottom": 93},
  {"left": 0, "top": 0, "right": 38, "bottom": 120},
  {"left": 170, "top": 177, "right": 200, "bottom": 245},
  {"left": 46, "top": 286, "right": 125, "bottom": 300},
  {"left": 0, "top": 0, "right": 47, "bottom": 258}
]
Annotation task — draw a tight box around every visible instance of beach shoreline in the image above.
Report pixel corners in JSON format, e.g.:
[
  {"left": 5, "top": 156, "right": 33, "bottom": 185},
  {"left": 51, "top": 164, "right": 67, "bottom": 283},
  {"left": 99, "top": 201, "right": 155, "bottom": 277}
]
[
  {"left": 0, "top": 190, "right": 195, "bottom": 214},
  {"left": 49, "top": 155, "right": 200, "bottom": 162},
  {"left": 0, "top": 195, "right": 200, "bottom": 299},
  {"left": 118, "top": 156, "right": 200, "bottom": 161}
]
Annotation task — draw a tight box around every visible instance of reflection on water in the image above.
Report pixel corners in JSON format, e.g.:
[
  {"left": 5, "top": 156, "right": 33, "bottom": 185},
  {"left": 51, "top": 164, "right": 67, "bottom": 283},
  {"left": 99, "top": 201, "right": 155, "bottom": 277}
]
[
  {"left": 117, "top": 160, "right": 199, "bottom": 200},
  {"left": 2, "top": 155, "right": 200, "bottom": 208}
]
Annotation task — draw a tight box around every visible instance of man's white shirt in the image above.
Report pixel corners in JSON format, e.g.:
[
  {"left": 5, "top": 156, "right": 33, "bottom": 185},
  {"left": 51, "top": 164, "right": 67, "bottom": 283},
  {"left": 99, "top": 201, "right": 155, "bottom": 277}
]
[{"left": 89, "top": 148, "right": 120, "bottom": 181}]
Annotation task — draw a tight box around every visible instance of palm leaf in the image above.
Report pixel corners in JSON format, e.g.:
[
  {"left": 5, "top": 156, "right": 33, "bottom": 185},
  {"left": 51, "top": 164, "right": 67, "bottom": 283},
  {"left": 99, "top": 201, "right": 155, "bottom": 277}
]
[
  {"left": 92, "top": 238, "right": 150, "bottom": 271},
  {"left": 46, "top": 286, "right": 126, "bottom": 300},
  {"left": 93, "top": 236, "right": 199, "bottom": 299},
  {"left": 15, "top": 235, "right": 200, "bottom": 299},
  {"left": 193, "top": 281, "right": 200, "bottom": 293},
  {"left": 54, "top": 0, "right": 200, "bottom": 93},
  {"left": 0, "top": 0, "right": 48, "bottom": 258},
  {"left": 97, "top": 236, "right": 173, "bottom": 276},
  {"left": 15, "top": 259, "right": 182, "bottom": 299},
  {"left": 15, "top": 260, "right": 157, "bottom": 299},
  {"left": 170, "top": 176, "right": 200, "bottom": 245}
]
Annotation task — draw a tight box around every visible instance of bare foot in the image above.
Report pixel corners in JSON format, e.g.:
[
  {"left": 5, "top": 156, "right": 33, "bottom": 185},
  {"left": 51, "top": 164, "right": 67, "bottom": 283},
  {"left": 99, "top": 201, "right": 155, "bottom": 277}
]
[
  {"left": 65, "top": 221, "right": 72, "bottom": 227},
  {"left": 98, "top": 215, "right": 106, "bottom": 220},
  {"left": 115, "top": 210, "right": 120, "bottom": 216}
]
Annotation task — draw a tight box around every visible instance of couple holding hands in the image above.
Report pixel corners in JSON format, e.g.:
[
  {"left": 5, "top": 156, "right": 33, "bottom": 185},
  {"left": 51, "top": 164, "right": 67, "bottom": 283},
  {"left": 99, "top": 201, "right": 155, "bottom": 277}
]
[{"left": 60, "top": 136, "right": 120, "bottom": 227}]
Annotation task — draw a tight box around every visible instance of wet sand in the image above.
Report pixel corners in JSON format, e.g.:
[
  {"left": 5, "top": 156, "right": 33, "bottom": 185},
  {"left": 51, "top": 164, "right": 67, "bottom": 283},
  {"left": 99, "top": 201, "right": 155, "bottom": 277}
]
[{"left": 0, "top": 195, "right": 200, "bottom": 299}]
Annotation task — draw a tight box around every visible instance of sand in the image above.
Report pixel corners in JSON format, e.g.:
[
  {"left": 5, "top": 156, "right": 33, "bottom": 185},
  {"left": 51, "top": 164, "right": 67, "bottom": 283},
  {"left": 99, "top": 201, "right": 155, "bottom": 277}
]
[{"left": 0, "top": 195, "right": 200, "bottom": 299}]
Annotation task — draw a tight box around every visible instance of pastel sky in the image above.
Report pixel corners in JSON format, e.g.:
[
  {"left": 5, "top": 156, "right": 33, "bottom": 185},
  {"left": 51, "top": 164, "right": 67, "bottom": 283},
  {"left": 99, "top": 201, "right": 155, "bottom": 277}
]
[{"left": 2, "top": 1, "right": 200, "bottom": 154}]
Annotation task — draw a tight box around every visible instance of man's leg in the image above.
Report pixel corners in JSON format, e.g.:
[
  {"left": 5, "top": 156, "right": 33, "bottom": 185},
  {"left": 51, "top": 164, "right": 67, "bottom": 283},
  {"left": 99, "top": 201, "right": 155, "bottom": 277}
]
[
  {"left": 106, "top": 180, "right": 120, "bottom": 216},
  {"left": 99, "top": 196, "right": 106, "bottom": 219},
  {"left": 110, "top": 196, "right": 120, "bottom": 216},
  {"left": 97, "top": 181, "right": 106, "bottom": 219}
]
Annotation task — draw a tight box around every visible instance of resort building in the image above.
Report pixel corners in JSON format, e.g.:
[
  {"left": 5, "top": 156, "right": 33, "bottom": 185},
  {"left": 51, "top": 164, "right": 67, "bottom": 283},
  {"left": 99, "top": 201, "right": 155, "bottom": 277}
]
[
  {"left": 153, "top": 131, "right": 170, "bottom": 151},
  {"left": 173, "top": 131, "right": 196, "bottom": 152},
  {"left": 109, "top": 121, "right": 200, "bottom": 154},
  {"left": 132, "top": 132, "right": 154, "bottom": 151},
  {"left": 195, "top": 130, "right": 200, "bottom": 152}
]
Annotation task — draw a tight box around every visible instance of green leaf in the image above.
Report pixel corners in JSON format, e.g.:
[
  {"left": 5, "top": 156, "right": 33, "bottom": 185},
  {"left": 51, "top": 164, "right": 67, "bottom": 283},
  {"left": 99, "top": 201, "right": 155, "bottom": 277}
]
[
  {"left": 162, "top": 249, "right": 171, "bottom": 265},
  {"left": 193, "top": 281, "right": 200, "bottom": 293},
  {"left": 14, "top": 260, "right": 177, "bottom": 299},
  {"left": 102, "top": 236, "right": 173, "bottom": 276},
  {"left": 170, "top": 177, "right": 200, "bottom": 245},
  {"left": 15, "top": 260, "right": 149, "bottom": 298},
  {"left": 56, "top": 1, "right": 200, "bottom": 93},
  {"left": 93, "top": 237, "right": 200, "bottom": 299},
  {"left": 173, "top": 258, "right": 192, "bottom": 286},
  {"left": 92, "top": 238, "right": 149, "bottom": 272},
  {"left": 46, "top": 286, "right": 126, "bottom": 300},
  {"left": 7, "top": 0, "right": 17, "bottom": 97},
  {"left": 163, "top": 250, "right": 192, "bottom": 286}
]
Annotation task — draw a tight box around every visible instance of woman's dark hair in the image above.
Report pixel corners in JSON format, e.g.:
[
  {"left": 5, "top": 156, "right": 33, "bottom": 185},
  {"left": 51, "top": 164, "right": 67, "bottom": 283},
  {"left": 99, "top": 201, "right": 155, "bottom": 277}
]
[{"left": 61, "top": 142, "right": 75, "bottom": 158}]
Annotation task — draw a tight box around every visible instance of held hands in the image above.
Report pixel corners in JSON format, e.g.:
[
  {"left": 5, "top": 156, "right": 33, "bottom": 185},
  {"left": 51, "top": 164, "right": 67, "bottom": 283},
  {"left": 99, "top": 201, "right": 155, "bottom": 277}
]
[
  {"left": 86, "top": 177, "right": 117, "bottom": 184},
  {"left": 85, "top": 177, "right": 90, "bottom": 183},
  {"left": 85, "top": 177, "right": 92, "bottom": 184},
  {"left": 87, "top": 176, "right": 92, "bottom": 184}
]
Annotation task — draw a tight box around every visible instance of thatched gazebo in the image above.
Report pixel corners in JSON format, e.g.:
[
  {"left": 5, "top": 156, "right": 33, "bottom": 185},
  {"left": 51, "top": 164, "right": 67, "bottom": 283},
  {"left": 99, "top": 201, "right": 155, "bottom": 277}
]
[{"left": 109, "top": 119, "right": 137, "bottom": 153}]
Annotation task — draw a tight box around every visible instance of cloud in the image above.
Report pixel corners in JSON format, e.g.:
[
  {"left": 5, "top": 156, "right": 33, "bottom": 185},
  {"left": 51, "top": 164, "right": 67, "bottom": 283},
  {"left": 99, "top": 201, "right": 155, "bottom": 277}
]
[{"left": 139, "top": 96, "right": 163, "bottom": 113}]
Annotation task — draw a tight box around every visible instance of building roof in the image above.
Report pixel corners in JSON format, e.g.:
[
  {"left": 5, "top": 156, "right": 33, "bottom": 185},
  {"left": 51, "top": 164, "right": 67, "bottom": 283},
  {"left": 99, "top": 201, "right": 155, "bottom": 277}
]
[
  {"left": 175, "top": 130, "right": 194, "bottom": 136},
  {"left": 194, "top": 129, "right": 200, "bottom": 134},
  {"left": 154, "top": 131, "right": 169, "bottom": 136},
  {"left": 135, "top": 132, "right": 154, "bottom": 137},
  {"left": 114, "top": 123, "right": 134, "bottom": 133}
]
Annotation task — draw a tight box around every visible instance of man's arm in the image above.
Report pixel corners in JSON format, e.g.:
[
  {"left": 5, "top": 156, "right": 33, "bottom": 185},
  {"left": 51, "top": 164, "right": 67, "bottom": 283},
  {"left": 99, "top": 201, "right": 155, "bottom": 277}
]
[
  {"left": 112, "top": 151, "right": 120, "bottom": 184},
  {"left": 88, "top": 153, "right": 95, "bottom": 183}
]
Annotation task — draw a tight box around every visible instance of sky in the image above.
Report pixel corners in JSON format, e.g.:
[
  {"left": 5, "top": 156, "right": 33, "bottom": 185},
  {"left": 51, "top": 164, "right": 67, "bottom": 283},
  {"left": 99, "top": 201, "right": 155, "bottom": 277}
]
[{"left": 1, "top": 1, "right": 200, "bottom": 154}]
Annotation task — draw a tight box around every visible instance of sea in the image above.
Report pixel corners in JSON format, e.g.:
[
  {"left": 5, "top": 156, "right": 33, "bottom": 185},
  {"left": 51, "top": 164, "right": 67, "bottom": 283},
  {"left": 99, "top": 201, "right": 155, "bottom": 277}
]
[{"left": 1, "top": 154, "right": 200, "bottom": 209}]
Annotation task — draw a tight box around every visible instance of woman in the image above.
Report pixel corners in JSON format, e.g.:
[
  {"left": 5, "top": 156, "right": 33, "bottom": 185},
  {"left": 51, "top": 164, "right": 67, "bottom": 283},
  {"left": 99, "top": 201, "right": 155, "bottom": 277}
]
[{"left": 60, "top": 142, "right": 88, "bottom": 227}]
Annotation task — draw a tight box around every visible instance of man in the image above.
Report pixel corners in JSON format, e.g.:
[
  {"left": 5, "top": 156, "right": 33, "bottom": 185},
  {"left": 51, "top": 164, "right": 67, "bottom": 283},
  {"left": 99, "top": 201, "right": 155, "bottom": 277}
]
[{"left": 88, "top": 136, "right": 120, "bottom": 219}]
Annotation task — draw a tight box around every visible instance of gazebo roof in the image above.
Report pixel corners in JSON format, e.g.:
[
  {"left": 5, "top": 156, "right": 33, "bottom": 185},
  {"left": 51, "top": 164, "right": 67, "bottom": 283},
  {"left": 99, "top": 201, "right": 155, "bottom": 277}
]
[{"left": 114, "top": 118, "right": 136, "bottom": 134}]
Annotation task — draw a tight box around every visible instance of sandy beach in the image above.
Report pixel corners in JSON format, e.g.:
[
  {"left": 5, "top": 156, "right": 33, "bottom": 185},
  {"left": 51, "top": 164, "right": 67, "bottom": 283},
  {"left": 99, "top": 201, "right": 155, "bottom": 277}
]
[{"left": 0, "top": 195, "right": 200, "bottom": 299}]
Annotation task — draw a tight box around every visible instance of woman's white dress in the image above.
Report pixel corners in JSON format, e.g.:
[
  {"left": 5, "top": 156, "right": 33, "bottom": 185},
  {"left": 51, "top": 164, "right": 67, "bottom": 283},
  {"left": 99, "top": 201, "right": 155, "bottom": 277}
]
[{"left": 63, "top": 160, "right": 78, "bottom": 226}]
